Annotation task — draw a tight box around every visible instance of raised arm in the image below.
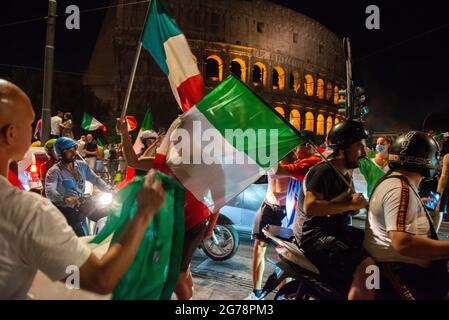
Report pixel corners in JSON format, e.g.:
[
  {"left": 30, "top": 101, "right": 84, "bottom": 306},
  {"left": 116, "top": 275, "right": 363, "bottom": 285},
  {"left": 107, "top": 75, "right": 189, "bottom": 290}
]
[{"left": 116, "top": 118, "right": 154, "bottom": 171}]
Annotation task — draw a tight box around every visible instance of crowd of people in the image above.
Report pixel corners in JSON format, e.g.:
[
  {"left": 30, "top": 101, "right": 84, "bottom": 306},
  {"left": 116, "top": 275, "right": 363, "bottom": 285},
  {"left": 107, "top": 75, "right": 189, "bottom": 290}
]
[
  {"left": 246, "top": 120, "right": 449, "bottom": 300},
  {"left": 1, "top": 78, "right": 449, "bottom": 300}
]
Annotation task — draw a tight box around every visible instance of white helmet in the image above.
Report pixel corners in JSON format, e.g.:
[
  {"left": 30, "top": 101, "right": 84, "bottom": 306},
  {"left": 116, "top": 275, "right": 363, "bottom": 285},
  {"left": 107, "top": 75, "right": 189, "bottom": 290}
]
[{"left": 140, "top": 130, "right": 158, "bottom": 143}]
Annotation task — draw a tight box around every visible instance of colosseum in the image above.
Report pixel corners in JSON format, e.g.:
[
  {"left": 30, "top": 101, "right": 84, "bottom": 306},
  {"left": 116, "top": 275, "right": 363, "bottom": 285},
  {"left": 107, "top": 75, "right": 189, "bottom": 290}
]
[{"left": 84, "top": 0, "right": 347, "bottom": 138}]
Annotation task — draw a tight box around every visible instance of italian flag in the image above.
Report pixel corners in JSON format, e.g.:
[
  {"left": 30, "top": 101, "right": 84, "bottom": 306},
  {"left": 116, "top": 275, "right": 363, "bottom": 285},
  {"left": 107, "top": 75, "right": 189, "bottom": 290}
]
[
  {"left": 133, "top": 110, "right": 154, "bottom": 154},
  {"left": 81, "top": 113, "right": 106, "bottom": 133},
  {"left": 141, "top": 0, "right": 204, "bottom": 112},
  {"left": 125, "top": 116, "right": 138, "bottom": 132},
  {"left": 166, "top": 75, "right": 304, "bottom": 212}
]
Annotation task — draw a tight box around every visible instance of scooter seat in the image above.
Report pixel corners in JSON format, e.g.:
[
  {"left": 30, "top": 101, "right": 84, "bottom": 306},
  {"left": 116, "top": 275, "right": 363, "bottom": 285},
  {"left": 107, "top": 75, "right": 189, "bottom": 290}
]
[
  {"left": 263, "top": 225, "right": 320, "bottom": 275},
  {"left": 263, "top": 225, "right": 294, "bottom": 241}
]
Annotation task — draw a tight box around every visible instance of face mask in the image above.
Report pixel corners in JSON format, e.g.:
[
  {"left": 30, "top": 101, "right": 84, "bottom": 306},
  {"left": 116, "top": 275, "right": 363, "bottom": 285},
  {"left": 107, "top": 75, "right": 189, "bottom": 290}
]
[{"left": 376, "top": 144, "right": 386, "bottom": 154}]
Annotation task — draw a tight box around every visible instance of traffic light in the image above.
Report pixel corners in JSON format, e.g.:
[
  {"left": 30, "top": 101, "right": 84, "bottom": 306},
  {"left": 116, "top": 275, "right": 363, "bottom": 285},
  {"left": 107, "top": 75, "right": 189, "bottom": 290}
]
[
  {"left": 338, "top": 89, "right": 348, "bottom": 117},
  {"left": 354, "top": 86, "right": 369, "bottom": 120}
]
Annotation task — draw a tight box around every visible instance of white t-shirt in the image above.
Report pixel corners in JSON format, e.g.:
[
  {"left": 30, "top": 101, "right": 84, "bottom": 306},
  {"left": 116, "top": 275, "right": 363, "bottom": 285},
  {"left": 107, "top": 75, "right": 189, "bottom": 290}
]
[
  {"left": 0, "top": 175, "right": 91, "bottom": 299},
  {"left": 50, "top": 116, "right": 62, "bottom": 136},
  {"left": 364, "top": 173, "right": 432, "bottom": 268}
]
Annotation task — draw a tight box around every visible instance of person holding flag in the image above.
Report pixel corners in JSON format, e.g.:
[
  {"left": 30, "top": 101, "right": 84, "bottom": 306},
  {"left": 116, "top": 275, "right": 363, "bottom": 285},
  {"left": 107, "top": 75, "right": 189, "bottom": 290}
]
[
  {"left": 0, "top": 79, "right": 166, "bottom": 299},
  {"left": 117, "top": 117, "right": 217, "bottom": 300}
]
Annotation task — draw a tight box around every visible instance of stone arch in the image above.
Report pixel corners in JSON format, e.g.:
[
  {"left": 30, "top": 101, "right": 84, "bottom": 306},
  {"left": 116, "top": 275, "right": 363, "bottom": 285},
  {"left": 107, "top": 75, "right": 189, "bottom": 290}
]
[
  {"left": 304, "top": 74, "right": 314, "bottom": 97},
  {"left": 326, "top": 82, "right": 333, "bottom": 101},
  {"left": 272, "top": 66, "right": 285, "bottom": 90},
  {"left": 206, "top": 55, "right": 223, "bottom": 81},
  {"left": 317, "top": 114, "right": 325, "bottom": 135},
  {"left": 316, "top": 78, "right": 325, "bottom": 99},
  {"left": 289, "top": 70, "right": 300, "bottom": 93},
  {"left": 252, "top": 62, "right": 267, "bottom": 86},
  {"left": 230, "top": 58, "right": 247, "bottom": 82},
  {"left": 290, "top": 109, "right": 301, "bottom": 130},
  {"left": 326, "top": 116, "right": 333, "bottom": 134},
  {"left": 305, "top": 112, "right": 314, "bottom": 132}
]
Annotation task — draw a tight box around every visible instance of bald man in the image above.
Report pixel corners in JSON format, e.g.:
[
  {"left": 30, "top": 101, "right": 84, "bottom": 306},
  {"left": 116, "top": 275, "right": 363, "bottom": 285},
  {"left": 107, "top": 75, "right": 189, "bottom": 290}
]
[{"left": 0, "top": 79, "right": 166, "bottom": 299}]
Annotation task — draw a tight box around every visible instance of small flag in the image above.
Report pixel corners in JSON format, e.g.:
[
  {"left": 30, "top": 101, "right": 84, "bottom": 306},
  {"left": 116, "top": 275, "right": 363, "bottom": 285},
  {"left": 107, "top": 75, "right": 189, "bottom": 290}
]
[
  {"left": 96, "top": 139, "right": 104, "bottom": 148},
  {"left": 125, "top": 116, "right": 138, "bottom": 132},
  {"left": 133, "top": 110, "right": 154, "bottom": 154},
  {"left": 81, "top": 113, "right": 106, "bottom": 133},
  {"left": 141, "top": 0, "right": 204, "bottom": 112}
]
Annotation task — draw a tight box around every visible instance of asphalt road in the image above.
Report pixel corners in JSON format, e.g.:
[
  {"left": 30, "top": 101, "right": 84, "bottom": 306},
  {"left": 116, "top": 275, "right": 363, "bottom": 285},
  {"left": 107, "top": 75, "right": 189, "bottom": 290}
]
[{"left": 191, "top": 232, "right": 278, "bottom": 300}]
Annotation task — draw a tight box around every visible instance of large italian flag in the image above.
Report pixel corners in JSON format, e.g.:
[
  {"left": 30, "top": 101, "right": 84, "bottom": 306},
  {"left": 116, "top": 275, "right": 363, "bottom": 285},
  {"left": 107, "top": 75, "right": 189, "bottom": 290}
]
[
  {"left": 166, "top": 75, "right": 304, "bottom": 212},
  {"left": 141, "top": 0, "right": 204, "bottom": 112},
  {"left": 81, "top": 113, "right": 106, "bottom": 133}
]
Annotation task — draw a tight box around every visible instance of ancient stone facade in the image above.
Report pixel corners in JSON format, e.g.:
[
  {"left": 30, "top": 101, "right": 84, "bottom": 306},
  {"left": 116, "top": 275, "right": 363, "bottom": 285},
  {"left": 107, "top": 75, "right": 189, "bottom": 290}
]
[{"left": 84, "top": 0, "right": 346, "bottom": 137}]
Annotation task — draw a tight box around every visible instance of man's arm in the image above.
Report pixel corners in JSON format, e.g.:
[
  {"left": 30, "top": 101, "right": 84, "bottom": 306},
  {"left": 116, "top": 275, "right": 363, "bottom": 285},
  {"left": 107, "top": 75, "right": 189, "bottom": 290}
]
[
  {"left": 117, "top": 118, "right": 154, "bottom": 170},
  {"left": 389, "top": 231, "right": 449, "bottom": 260},
  {"left": 304, "top": 190, "right": 367, "bottom": 217},
  {"left": 276, "top": 158, "right": 320, "bottom": 181},
  {"left": 78, "top": 170, "right": 165, "bottom": 294},
  {"left": 85, "top": 164, "right": 111, "bottom": 192},
  {"left": 44, "top": 168, "right": 65, "bottom": 206}
]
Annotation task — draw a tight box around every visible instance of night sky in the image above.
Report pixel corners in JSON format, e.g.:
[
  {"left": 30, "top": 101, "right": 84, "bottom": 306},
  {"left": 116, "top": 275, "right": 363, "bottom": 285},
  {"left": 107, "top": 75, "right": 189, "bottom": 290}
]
[{"left": 1, "top": 0, "right": 449, "bottom": 133}]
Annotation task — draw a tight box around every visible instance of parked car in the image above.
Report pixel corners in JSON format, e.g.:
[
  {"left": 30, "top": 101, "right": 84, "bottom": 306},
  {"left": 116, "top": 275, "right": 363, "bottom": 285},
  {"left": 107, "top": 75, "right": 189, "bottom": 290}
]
[{"left": 201, "top": 175, "right": 288, "bottom": 261}]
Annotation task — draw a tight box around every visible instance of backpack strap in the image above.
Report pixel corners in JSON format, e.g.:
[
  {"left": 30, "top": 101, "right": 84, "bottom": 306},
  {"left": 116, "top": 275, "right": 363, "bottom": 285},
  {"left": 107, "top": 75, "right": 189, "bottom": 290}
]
[{"left": 369, "top": 172, "right": 439, "bottom": 240}]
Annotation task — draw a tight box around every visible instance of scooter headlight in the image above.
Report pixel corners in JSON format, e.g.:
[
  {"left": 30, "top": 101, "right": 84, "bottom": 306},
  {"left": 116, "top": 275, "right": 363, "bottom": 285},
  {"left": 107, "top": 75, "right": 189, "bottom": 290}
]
[{"left": 97, "top": 193, "right": 113, "bottom": 206}]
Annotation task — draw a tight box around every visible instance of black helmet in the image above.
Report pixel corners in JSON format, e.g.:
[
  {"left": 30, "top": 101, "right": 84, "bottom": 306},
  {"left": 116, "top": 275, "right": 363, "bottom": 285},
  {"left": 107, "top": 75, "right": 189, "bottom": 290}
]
[
  {"left": 389, "top": 131, "right": 440, "bottom": 178},
  {"left": 326, "top": 120, "right": 368, "bottom": 150}
]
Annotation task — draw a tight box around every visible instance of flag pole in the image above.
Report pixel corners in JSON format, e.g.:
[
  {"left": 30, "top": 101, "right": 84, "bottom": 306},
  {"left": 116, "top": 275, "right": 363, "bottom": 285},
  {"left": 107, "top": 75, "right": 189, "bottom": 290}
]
[
  {"left": 120, "top": 43, "right": 143, "bottom": 120},
  {"left": 120, "top": 0, "right": 153, "bottom": 120}
]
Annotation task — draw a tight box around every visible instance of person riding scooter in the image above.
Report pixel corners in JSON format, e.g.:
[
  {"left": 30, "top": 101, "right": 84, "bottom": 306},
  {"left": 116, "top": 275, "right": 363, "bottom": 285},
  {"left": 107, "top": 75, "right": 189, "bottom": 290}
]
[
  {"left": 45, "top": 137, "right": 112, "bottom": 236},
  {"left": 293, "top": 120, "right": 376, "bottom": 300},
  {"left": 364, "top": 131, "right": 449, "bottom": 300},
  {"left": 40, "top": 138, "right": 58, "bottom": 197}
]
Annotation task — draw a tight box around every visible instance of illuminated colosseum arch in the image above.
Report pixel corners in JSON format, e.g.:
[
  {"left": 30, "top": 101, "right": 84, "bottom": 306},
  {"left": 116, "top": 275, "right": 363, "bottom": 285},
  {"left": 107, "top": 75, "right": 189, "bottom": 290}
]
[
  {"left": 316, "top": 114, "right": 325, "bottom": 135},
  {"left": 230, "top": 58, "right": 247, "bottom": 82},
  {"left": 274, "top": 106, "right": 285, "bottom": 118},
  {"left": 326, "top": 82, "right": 333, "bottom": 101},
  {"left": 289, "top": 109, "right": 301, "bottom": 130},
  {"left": 289, "top": 71, "right": 300, "bottom": 93},
  {"left": 305, "top": 112, "right": 314, "bottom": 132},
  {"left": 334, "top": 85, "right": 340, "bottom": 105},
  {"left": 206, "top": 55, "right": 223, "bottom": 81},
  {"left": 304, "top": 74, "right": 314, "bottom": 97},
  {"left": 316, "top": 79, "right": 325, "bottom": 99},
  {"left": 272, "top": 66, "right": 285, "bottom": 90},
  {"left": 326, "top": 116, "right": 333, "bottom": 134},
  {"left": 252, "top": 62, "right": 267, "bottom": 86}
]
